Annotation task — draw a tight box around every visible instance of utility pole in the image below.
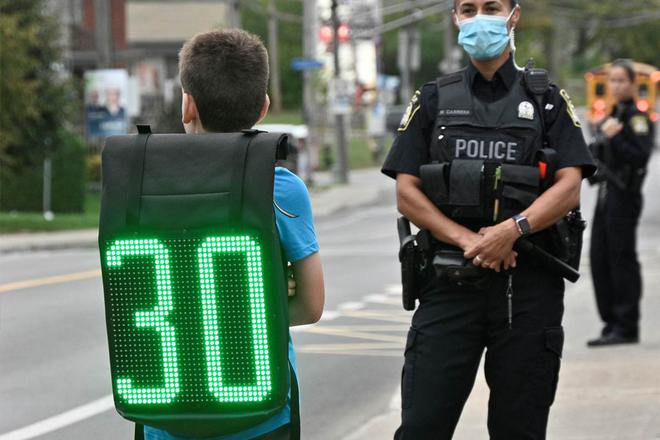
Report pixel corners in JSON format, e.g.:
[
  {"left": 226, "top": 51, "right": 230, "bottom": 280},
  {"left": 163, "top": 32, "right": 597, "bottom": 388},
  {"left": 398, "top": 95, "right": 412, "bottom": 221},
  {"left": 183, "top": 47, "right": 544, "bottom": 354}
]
[
  {"left": 398, "top": 0, "right": 415, "bottom": 102},
  {"left": 228, "top": 0, "right": 241, "bottom": 28},
  {"left": 302, "top": 0, "right": 318, "bottom": 183},
  {"left": 268, "top": 0, "right": 283, "bottom": 113},
  {"left": 93, "top": 0, "right": 112, "bottom": 68},
  {"left": 331, "top": 0, "right": 349, "bottom": 184},
  {"left": 440, "top": 14, "right": 459, "bottom": 74}
]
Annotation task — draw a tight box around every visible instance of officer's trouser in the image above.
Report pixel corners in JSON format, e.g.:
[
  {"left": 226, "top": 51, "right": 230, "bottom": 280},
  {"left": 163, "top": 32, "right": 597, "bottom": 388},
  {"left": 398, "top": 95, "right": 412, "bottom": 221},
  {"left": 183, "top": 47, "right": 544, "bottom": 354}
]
[
  {"left": 590, "top": 184, "right": 643, "bottom": 337},
  {"left": 394, "top": 264, "right": 565, "bottom": 440}
]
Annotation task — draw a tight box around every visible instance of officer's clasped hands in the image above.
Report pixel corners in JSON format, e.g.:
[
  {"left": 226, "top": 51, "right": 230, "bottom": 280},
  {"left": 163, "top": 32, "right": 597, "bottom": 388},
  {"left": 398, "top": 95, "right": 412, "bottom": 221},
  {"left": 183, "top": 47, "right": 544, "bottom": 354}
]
[{"left": 464, "top": 220, "right": 520, "bottom": 272}]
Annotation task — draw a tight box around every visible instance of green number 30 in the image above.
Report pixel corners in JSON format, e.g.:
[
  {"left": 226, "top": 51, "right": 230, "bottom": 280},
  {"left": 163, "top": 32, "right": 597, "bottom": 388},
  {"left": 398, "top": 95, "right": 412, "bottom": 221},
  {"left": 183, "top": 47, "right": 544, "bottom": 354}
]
[{"left": 106, "top": 236, "right": 272, "bottom": 405}]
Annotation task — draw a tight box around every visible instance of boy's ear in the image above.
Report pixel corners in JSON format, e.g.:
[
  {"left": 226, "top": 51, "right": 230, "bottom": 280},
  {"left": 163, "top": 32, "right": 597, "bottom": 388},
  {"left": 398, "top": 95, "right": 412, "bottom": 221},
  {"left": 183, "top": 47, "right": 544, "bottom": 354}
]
[
  {"left": 181, "top": 92, "right": 199, "bottom": 125},
  {"left": 256, "top": 94, "right": 271, "bottom": 125}
]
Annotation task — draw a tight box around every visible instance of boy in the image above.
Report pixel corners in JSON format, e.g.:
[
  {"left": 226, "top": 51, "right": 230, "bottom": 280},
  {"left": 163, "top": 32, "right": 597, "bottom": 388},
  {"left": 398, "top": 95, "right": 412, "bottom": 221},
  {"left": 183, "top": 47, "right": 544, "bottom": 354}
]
[{"left": 144, "top": 29, "right": 325, "bottom": 440}]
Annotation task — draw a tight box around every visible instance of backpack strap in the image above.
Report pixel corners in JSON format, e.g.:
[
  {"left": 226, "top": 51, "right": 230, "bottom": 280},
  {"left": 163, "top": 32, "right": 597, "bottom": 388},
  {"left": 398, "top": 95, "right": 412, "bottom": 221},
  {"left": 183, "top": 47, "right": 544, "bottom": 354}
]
[
  {"left": 125, "top": 125, "right": 152, "bottom": 228},
  {"left": 228, "top": 132, "right": 253, "bottom": 225},
  {"left": 288, "top": 360, "right": 301, "bottom": 440},
  {"left": 134, "top": 423, "right": 145, "bottom": 440}
]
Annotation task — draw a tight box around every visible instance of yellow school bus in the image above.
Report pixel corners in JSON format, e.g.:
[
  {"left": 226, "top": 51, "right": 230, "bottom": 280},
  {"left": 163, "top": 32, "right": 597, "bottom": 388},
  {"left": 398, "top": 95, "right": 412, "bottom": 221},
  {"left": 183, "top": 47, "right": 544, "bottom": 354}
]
[{"left": 585, "top": 61, "right": 659, "bottom": 125}]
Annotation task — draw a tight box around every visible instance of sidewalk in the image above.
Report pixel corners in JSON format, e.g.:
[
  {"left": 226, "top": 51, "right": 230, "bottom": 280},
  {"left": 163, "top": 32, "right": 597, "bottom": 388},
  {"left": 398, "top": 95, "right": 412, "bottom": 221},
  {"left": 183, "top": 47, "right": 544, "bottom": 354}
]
[
  {"left": 0, "top": 168, "right": 390, "bottom": 253},
  {"left": 344, "top": 154, "right": 660, "bottom": 439}
]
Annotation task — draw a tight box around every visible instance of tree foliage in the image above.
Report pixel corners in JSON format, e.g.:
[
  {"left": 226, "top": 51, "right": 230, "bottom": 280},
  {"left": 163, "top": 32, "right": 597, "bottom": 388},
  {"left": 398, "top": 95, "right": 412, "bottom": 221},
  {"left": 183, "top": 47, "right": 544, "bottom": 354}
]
[
  {"left": 0, "top": 0, "right": 74, "bottom": 169},
  {"left": 243, "top": 0, "right": 305, "bottom": 110}
]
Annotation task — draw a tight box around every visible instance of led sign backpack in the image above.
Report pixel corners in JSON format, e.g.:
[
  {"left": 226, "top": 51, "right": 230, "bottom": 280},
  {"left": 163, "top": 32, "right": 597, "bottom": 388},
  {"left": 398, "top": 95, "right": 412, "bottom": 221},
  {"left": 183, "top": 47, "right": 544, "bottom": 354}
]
[{"left": 98, "top": 126, "right": 295, "bottom": 438}]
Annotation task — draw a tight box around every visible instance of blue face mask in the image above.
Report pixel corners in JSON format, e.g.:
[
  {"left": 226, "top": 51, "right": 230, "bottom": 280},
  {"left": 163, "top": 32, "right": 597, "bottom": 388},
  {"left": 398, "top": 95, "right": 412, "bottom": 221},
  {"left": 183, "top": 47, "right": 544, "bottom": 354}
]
[{"left": 457, "top": 9, "right": 516, "bottom": 61}]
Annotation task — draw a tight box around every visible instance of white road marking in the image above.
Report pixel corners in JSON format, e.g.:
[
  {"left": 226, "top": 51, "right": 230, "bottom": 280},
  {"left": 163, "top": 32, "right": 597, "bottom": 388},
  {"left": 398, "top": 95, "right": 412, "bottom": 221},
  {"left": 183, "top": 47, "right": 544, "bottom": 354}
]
[
  {"left": 317, "top": 206, "right": 395, "bottom": 232},
  {"left": 342, "top": 387, "right": 401, "bottom": 440},
  {"left": 385, "top": 284, "right": 401, "bottom": 295},
  {"left": 318, "top": 248, "right": 395, "bottom": 257},
  {"left": 364, "top": 293, "right": 389, "bottom": 303},
  {"left": 338, "top": 301, "right": 365, "bottom": 311},
  {"left": 320, "top": 310, "right": 340, "bottom": 321},
  {"left": 289, "top": 323, "right": 318, "bottom": 333},
  {"left": 0, "top": 395, "right": 114, "bottom": 440}
]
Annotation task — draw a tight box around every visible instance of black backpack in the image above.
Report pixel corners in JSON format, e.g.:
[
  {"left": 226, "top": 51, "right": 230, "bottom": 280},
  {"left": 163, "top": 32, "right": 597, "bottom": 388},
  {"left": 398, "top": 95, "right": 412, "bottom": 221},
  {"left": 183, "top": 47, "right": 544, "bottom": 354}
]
[{"left": 99, "top": 126, "right": 298, "bottom": 438}]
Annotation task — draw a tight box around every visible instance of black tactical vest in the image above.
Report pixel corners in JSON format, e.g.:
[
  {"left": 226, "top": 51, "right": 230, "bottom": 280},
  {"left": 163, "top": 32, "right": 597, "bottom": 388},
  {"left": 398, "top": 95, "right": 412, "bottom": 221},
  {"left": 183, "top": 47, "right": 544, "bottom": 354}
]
[
  {"left": 430, "top": 68, "right": 544, "bottom": 165},
  {"left": 421, "top": 68, "right": 546, "bottom": 228}
]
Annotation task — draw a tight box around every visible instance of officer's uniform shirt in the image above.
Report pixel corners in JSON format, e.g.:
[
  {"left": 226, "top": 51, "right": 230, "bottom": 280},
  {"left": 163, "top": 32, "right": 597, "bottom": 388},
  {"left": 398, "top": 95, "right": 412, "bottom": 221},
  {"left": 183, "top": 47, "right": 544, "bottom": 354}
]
[
  {"left": 604, "top": 98, "right": 654, "bottom": 171},
  {"left": 145, "top": 167, "right": 319, "bottom": 440},
  {"left": 382, "top": 55, "right": 596, "bottom": 180}
]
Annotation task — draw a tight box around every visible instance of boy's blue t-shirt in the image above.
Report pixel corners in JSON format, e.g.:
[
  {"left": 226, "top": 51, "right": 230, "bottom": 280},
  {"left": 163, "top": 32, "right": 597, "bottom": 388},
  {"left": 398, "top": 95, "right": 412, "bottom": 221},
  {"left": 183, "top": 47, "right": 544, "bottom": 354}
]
[{"left": 144, "top": 167, "right": 319, "bottom": 440}]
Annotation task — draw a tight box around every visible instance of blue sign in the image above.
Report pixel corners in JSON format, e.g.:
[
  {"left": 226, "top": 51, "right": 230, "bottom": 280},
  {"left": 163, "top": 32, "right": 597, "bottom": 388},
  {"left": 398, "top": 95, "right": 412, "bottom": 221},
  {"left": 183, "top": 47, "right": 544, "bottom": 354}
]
[{"left": 291, "top": 58, "right": 324, "bottom": 71}]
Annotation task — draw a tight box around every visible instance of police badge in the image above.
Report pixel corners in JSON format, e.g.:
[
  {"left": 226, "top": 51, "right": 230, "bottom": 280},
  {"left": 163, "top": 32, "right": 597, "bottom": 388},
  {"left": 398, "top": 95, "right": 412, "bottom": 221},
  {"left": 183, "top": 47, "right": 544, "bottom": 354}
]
[{"left": 518, "top": 101, "right": 535, "bottom": 120}]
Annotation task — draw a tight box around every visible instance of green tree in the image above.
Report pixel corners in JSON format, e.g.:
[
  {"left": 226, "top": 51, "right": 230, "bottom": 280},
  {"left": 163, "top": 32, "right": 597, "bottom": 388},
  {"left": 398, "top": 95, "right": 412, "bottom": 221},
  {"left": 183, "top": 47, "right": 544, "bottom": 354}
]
[{"left": 0, "top": 0, "right": 74, "bottom": 169}]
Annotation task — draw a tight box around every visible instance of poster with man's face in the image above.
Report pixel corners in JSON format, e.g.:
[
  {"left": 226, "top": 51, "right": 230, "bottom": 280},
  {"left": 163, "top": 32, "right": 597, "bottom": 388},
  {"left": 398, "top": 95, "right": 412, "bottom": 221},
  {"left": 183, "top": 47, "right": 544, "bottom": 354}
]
[{"left": 84, "top": 69, "right": 129, "bottom": 138}]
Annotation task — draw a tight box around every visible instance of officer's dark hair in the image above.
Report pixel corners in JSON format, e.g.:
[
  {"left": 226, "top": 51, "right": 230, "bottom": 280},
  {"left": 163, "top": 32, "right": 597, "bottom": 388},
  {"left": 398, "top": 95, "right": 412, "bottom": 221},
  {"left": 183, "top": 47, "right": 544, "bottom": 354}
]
[
  {"left": 453, "top": 0, "right": 518, "bottom": 9},
  {"left": 179, "top": 29, "right": 269, "bottom": 132},
  {"left": 610, "top": 59, "right": 636, "bottom": 83}
]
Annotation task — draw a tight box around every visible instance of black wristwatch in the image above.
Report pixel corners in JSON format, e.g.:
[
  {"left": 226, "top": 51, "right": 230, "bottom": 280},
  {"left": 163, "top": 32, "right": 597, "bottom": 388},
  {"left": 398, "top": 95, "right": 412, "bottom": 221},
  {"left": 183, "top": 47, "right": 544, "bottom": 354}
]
[{"left": 512, "top": 214, "right": 532, "bottom": 237}]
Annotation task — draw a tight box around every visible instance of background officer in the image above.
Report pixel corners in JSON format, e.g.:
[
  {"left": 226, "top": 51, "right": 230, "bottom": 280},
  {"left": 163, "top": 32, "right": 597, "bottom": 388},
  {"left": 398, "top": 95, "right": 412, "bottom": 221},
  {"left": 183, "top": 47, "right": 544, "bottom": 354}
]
[
  {"left": 587, "top": 59, "right": 654, "bottom": 347},
  {"left": 382, "top": 0, "right": 596, "bottom": 438}
]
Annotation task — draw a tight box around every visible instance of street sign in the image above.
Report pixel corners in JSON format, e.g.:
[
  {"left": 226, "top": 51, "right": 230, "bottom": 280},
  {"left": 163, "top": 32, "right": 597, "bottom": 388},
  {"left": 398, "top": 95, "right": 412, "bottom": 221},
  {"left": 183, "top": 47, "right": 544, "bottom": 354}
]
[{"left": 291, "top": 58, "right": 324, "bottom": 71}]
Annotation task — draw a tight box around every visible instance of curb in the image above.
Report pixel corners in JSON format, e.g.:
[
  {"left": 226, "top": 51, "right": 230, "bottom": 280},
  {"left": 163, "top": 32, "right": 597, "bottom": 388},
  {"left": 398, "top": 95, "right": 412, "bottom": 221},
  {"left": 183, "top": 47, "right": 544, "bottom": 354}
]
[{"left": 0, "top": 229, "right": 99, "bottom": 254}]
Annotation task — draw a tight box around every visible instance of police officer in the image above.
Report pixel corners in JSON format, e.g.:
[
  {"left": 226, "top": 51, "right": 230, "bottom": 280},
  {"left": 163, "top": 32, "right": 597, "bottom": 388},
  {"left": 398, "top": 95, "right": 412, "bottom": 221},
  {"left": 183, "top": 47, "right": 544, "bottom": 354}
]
[
  {"left": 587, "top": 59, "right": 654, "bottom": 347},
  {"left": 382, "top": 0, "right": 596, "bottom": 438}
]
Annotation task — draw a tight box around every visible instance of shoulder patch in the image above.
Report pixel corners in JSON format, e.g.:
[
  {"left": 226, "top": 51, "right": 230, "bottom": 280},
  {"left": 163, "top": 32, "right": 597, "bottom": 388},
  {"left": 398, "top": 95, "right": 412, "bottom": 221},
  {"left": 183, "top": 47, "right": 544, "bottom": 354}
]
[
  {"left": 559, "top": 89, "right": 582, "bottom": 128},
  {"left": 630, "top": 114, "right": 650, "bottom": 135},
  {"left": 398, "top": 90, "right": 421, "bottom": 132}
]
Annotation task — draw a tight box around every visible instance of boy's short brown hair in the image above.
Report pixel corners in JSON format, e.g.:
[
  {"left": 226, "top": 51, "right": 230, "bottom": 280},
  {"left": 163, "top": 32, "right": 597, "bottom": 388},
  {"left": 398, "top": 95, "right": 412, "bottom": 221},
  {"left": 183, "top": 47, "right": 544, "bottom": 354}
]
[{"left": 179, "top": 29, "right": 269, "bottom": 132}]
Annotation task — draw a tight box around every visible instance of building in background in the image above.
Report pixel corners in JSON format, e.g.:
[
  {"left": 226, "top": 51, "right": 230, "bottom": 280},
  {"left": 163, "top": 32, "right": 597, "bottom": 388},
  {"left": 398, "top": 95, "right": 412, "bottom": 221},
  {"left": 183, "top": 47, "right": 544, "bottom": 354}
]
[{"left": 46, "top": 0, "right": 232, "bottom": 137}]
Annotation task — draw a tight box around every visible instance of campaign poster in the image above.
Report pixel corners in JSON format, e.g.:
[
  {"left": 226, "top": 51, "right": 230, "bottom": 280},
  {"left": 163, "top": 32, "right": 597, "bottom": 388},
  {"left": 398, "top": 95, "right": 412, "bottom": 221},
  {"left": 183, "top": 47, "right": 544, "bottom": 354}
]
[{"left": 84, "top": 69, "right": 129, "bottom": 138}]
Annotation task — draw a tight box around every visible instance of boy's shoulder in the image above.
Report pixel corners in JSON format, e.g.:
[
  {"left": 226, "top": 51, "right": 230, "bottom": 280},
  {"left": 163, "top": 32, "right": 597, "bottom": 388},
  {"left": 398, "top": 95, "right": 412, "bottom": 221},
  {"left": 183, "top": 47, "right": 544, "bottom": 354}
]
[
  {"left": 273, "top": 167, "right": 311, "bottom": 219},
  {"left": 275, "top": 166, "right": 305, "bottom": 185},
  {"left": 274, "top": 167, "right": 309, "bottom": 197}
]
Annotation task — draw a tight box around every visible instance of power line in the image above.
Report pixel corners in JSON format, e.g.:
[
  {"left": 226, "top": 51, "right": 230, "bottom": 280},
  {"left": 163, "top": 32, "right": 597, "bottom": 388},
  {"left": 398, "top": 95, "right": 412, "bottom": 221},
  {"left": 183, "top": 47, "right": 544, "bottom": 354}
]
[
  {"left": 604, "top": 10, "right": 660, "bottom": 27},
  {"left": 350, "top": 0, "right": 449, "bottom": 21},
  {"left": 352, "top": 0, "right": 452, "bottom": 39}
]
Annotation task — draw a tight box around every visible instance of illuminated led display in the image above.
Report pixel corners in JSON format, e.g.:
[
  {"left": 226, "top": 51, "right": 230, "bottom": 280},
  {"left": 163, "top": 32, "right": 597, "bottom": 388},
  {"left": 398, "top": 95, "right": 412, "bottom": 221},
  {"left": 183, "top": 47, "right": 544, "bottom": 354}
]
[
  {"left": 198, "top": 236, "right": 272, "bottom": 402},
  {"left": 106, "top": 239, "right": 181, "bottom": 405},
  {"left": 104, "top": 235, "right": 274, "bottom": 407}
]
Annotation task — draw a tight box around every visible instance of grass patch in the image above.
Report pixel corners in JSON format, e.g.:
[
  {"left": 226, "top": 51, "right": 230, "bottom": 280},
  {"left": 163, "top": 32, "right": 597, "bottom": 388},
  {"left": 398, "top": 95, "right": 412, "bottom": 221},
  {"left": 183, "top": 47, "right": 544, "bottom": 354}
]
[
  {"left": 320, "top": 133, "right": 394, "bottom": 171},
  {"left": 260, "top": 110, "right": 304, "bottom": 125},
  {"left": 0, "top": 191, "right": 100, "bottom": 234},
  {"left": 349, "top": 137, "right": 377, "bottom": 169}
]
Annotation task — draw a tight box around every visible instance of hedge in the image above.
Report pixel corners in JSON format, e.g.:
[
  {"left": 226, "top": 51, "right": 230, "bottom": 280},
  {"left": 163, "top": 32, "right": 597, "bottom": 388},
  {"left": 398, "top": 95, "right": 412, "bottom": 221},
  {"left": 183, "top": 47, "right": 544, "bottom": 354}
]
[{"left": 0, "top": 130, "right": 87, "bottom": 213}]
